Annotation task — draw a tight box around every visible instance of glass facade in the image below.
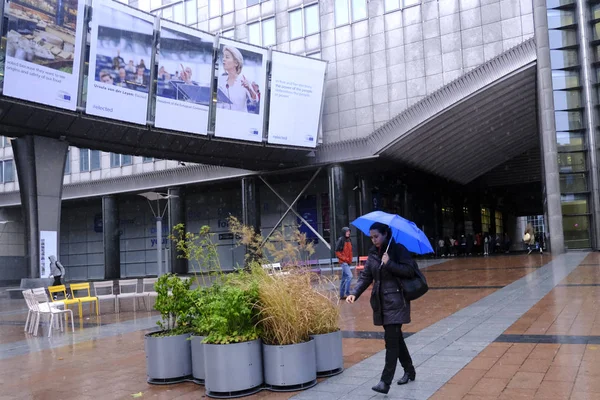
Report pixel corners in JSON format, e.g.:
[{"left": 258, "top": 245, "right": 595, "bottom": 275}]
[{"left": 546, "top": 1, "right": 591, "bottom": 248}]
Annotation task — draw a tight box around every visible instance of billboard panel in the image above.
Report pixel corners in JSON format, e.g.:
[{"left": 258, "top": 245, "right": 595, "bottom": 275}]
[
  {"left": 85, "top": 0, "right": 154, "bottom": 125},
  {"left": 268, "top": 52, "right": 326, "bottom": 148},
  {"left": 39, "top": 230, "right": 57, "bottom": 279},
  {"left": 155, "top": 22, "right": 213, "bottom": 135},
  {"left": 214, "top": 39, "right": 267, "bottom": 143},
  {"left": 3, "top": 0, "right": 85, "bottom": 110}
]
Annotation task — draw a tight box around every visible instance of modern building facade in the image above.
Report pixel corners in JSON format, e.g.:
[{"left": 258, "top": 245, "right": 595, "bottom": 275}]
[{"left": 2, "top": 0, "right": 599, "bottom": 284}]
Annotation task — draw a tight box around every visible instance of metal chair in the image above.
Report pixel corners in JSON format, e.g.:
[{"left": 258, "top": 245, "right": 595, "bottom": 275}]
[
  {"left": 117, "top": 279, "right": 139, "bottom": 312},
  {"left": 93, "top": 281, "right": 118, "bottom": 313}
]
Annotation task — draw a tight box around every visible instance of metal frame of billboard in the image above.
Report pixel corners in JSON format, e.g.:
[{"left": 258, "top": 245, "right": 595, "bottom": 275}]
[{"left": 0, "top": 0, "right": 326, "bottom": 150}]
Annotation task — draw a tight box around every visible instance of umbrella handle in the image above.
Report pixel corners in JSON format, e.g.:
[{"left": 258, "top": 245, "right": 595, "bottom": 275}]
[{"left": 380, "top": 240, "right": 392, "bottom": 267}]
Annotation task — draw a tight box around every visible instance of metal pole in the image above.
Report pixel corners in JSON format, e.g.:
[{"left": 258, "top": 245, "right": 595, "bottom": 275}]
[{"left": 156, "top": 216, "right": 163, "bottom": 276}]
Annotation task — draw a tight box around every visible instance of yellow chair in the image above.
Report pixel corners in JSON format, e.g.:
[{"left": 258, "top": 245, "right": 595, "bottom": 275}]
[
  {"left": 48, "top": 285, "right": 82, "bottom": 318},
  {"left": 69, "top": 283, "right": 99, "bottom": 317}
]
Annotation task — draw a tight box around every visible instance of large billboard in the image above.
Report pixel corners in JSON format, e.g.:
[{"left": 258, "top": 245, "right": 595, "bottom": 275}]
[
  {"left": 3, "top": 0, "right": 85, "bottom": 110},
  {"left": 86, "top": 0, "right": 154, "bottom": 125},
  {"left": 214, "top": 39, "right": 267, "bottom": 143},
  {"left": 155, "top": 22, "right": 213, "bottom": 135},
  {"left": 267, "top": 52, "right": 326, "bottom": 148}
]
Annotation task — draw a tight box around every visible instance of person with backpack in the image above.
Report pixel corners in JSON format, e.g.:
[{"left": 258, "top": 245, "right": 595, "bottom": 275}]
[
  {"left": 49, "top": 255, "right": 65, "bottom": 286},
  {"left": 346, "top": 222, "right": 417, "bottom": 394},
  {"left": 335, "top": 227, "right": 353, "bottom": 300}
]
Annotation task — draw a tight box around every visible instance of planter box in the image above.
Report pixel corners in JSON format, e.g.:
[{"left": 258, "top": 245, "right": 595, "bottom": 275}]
[
  {"left": 145, "top": 332, "right": 192, "bottom": 384},
  {"left": 204, "top": 339, "right": 263, "bottom": 398},
  {"left": 312, "top": 330, "right": 344, "bottom": 377},
  {"left": 191, "top": 335, "right": 206, "bottom": 384},
  {"left": 263, "top": 339, "right": 317, "bottom": 391}
]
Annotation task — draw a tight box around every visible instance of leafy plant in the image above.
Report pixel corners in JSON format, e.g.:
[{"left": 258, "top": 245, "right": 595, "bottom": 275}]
[
  {"left": 153, "top": 273, "right": 194, "bottom": 336},
  {"left": 196, "top": 274, "right": 260, "bottom": 345},
  {"left": 170, "top": 223, "right": 222, "bottom": 287}
]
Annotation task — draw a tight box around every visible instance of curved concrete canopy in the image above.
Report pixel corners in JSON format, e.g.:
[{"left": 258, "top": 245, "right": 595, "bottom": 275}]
[{"left": 314, "top": 38, "right": 538, "bottom": 185}]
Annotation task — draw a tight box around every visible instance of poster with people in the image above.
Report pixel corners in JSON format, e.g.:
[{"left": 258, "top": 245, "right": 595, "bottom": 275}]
[
  {"left": 155, "top": 21, "right": 213, "bottom": 135},
  {"left": 85, "top": 0, "right": 154, "bottom": 125},
  {"left": 3, "top": 0, "right": 85, "bottom": 111},
  {"left": 214, "top": 38, "right": 267, "bottom": 143},
  {"left": 268, "top": 52, "right": 327, "bottom": 148}
]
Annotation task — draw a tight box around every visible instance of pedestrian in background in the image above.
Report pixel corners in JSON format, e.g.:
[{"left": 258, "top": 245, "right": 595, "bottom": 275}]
[{"left": 335, "top": 227, "right": 353, "bottom": 300}]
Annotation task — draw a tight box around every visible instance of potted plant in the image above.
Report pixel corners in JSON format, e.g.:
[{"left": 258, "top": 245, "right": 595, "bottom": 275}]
[
  {"left": 170, "top": 224, "right": 222, "bottom": 385},
  {"left": 307, "top": 278, "right": 344, "bottom": 377},
  {"left": 145, "top": 273, "right": 194, "bottom": 384},
  {"left": 202, "top": 276, "right": 264, "bottom": 398},
  {"left": 255, "top": 268, "right": 317, "bottom": 391}
]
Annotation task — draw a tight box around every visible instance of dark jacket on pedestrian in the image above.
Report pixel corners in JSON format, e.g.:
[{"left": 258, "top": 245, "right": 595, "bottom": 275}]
[{"left": 350, "top": 240, "right": 415, "bottom": 326}]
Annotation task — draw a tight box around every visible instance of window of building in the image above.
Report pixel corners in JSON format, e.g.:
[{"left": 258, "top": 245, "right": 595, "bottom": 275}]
[
  {"left": 495, "top": 211, "right": 503, "bottom": 234},
  {"left": 289, "top": 4, "right": 320, "bottom": 40},
  {"left": 209, "top": 0, "right": 234, "bottom": 18},
  {"left": 335, "top": 0, "right": 367, "bottom": 26},
  {"left": 1, "top": 137, "right": 10, "bottom": 147},
  {"left": 64, "top": 149, "right": 71, "bottom": 175},
  {"left": 247, "top": 0, "right": 268, "bottom": 6},
  {"left": 186, "top": 0, "right": 197, "bottom": 25},
  {"left": 384, "top": 0, "right": 421, "bottom": 12},
  {"left": 1, "top": 160, "right": 14, "bottom": 183},
  {"left": 248, "top": 18, "right": 276, "bottom": 46},
  {"left": 143, "top": 156, "right": 154, "bottom": 163},
  {"left": 481, "top": 207, "right": 491, "bottom": 234},
  {"left": 111, "top": 153, "right": 133, "bottom": 168},
  {"left": 80, "top": 149, "right": 101, "bottom": 172},
  {"left": 173, "top": 2, "right": 185, "bottom": 24},
  {"left": 222, "top": 28, "right": 235, "bottom": 39}
]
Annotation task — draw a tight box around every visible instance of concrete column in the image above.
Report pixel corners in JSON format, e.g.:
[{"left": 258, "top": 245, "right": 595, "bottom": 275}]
[
  {"left": 533, "top": 0, "right": 565, "bottom": 253},
  {"left": 102, "top": 195, "right": 120, "bottom": 279},
  {"left": 12, "top": 135, "right": 67, "bottom": 279},
  {"left": 328, "top": 164, "right": 349, "bottom": 258},
  {"left": 241, "top": 177, "right": 261, "bottom": 265},
  {"left": 577, "top": 0, "right": 600, "bottom": 249},
  {"left": 357, "top": 176, "right": 371, "bottom": 256},
  {"left": 168, "top": 187, "right": 187, "bottom": 274}
]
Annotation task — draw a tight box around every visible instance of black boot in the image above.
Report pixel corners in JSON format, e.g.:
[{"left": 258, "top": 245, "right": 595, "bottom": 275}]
[
  {"left": 372, "top": 381, "right": 390, "bottom": 394},
  {"left": 397, "top": 370, "right": 416, "bottom": 385}
]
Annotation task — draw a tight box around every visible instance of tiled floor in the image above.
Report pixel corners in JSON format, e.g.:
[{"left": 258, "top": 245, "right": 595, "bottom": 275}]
[{"left": 3, "top": 253, "right": 594, "bottom": 400}]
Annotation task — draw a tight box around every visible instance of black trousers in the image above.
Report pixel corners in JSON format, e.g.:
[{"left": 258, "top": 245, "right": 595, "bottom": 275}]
[
  {"left": 381, "top": 324, "right": 414, "bottom": 385},
  {"left": 53, "top": 276, "right": 62, "bottom": 286}
]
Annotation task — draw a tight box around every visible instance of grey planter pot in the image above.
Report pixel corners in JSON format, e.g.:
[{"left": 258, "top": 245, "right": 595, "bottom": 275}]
[
  {"left": 204, "top": 339, "right": 263, "bottom": 398},
  {"left": 191, "top": 335, "right": 206, "bottom": 384},
  {"left": 145, "top": 331, "right": 192, "bottom": 384},
  {"left": 312, "top": 330, "right": 344, "bottom": 377},
  {"left": 263, "top": 338, "right": 317, "bottom": 391}
]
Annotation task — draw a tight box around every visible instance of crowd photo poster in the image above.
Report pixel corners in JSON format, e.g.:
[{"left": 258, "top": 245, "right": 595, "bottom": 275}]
[
  {"left": 214, "top": 38, "right": 267, "bottom": 143},
  {"left": 268, "top": 52, "right": 326, "bottom": 148},
  {"left": 3, "top": 0, "right": 85, "bottom": 110},
  {"left": 85, "top": 0, "right": 154, "bottom": 125},
  {"left": 155, "top": 22, "right": 213, "bottom": 135}
]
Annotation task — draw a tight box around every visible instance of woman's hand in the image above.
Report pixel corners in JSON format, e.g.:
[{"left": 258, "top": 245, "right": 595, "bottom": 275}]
[
  {"left": 382, "top": 253, "right": 390, "bottom": 265},
  {"left": 346, "top": 295, "right": 355, "bottom": 304}
]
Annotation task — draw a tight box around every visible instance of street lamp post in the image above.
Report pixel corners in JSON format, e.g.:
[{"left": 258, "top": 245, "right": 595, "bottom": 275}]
[{"left": 138, "top": 192, "right": 178, "bottom": 277}]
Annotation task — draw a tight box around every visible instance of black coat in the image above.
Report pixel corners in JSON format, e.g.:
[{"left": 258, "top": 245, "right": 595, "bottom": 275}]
[{"left": 351, "top": 241, "right": 415, "bottom": 326}]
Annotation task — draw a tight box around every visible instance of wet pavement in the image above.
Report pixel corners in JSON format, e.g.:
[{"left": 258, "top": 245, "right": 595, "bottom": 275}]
[{"left": 4, "top": 253, "right": 597, "bottom": 399}]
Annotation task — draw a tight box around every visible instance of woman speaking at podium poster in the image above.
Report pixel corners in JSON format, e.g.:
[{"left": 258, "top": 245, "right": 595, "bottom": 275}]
[{"left": 216, "top": 45, "right": 260, "bottom": 114}]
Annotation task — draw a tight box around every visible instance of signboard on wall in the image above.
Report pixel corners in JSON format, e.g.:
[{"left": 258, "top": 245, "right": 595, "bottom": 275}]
[
  {"left": 155, "top": 22, "right": 213, "bottom": 135},
  {"left": 3, "top": 0, "right": 86, "bottom": 110},
  {"left": 86, "top": 0, "right": 154, "bottom": 125},
  {"left": 39, "top": 230, "right": 57, "bottom": 278},
  {"left": 214, "top": 38, "right": 267, "bottom": 143},
  {"left": 267, "top": 52, "right": 326, "bottom": 148}
]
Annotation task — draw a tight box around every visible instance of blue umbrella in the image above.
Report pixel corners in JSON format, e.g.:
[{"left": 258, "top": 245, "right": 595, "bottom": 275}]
[{"left": 351, "top": 211, "right": 434, "bottom": 255}]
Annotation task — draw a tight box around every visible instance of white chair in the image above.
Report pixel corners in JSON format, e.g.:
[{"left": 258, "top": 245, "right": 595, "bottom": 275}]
[
  {"left": 116, "top": 279, "right": 139, "bottom": 312},
  {"left": 136, "top": 278, "right": 157, "bottom": 310},
  {"left": 24, "top": 291, "right": 74, "bottom": 337},
  {"left": 22, "top": 289, "right": 35, "bottom": 333},
  {"left": 93, "top": 281, "right": 118, "bottom": 313},
  {"left": 31, "top": 287, "right": 65, "bottom": 332},
  {"left": 263, "top": 262, "right": 290, "bottom": 276}
]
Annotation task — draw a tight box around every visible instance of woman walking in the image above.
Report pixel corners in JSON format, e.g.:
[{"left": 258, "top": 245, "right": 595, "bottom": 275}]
[{"left": 346, "top": 222, "right": 416, "bottom": 394}]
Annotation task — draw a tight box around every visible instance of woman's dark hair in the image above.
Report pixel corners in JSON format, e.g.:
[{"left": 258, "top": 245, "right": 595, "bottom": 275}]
[{"left": 369, "top": 222, "right": 390, "bottom": 236}]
